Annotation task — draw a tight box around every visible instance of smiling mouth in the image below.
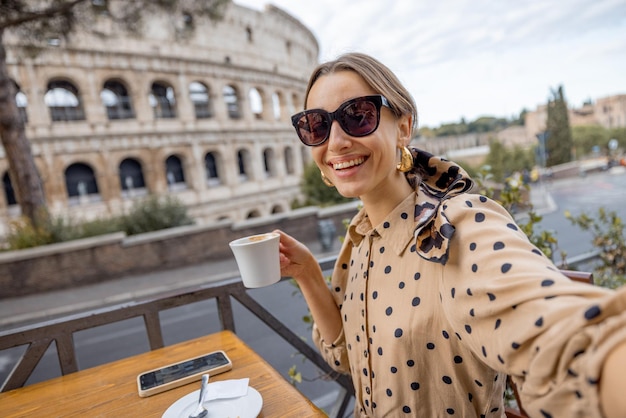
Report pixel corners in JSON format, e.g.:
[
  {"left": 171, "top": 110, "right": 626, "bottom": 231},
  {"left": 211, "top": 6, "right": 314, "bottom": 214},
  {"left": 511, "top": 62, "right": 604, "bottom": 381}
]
[{"left": 332, "top": 157, "right": 365, "bottom": 170}]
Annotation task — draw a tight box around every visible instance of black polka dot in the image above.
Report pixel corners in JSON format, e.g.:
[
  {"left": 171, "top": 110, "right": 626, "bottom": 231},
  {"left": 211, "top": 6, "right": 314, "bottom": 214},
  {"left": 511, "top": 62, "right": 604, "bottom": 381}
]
[
  {"left": 341, "top": 263, "right": 348, "bottom": 269},
  {"left": 512, "top": 342, "right": 520, "bottom": 349},
  {"left": 410, "top": 382, "right": 420, "bottom": 390},
  {"left": 427, "top": 342, "right": 435, "bottom": 350},
  {"left": 479, "top": 196, "right": 487, "bottom": 202},
  {"left": 403, "top": 406, "right": 411, "bottom": 413},
  {"left": 372, "top": 291, "right": 378, "bottom": 299},
  {"left": 446, "top": 408, "right": 455, "bottom": 415},
  {"left": 507, "top": 223, "right": 518, "bottom": 231},
  {"left": 487, "top": 293, "right": 496, "bottom": 301},
  {"left": 471, "top": 264, "right": 478, "bottom": 272},
  {"left": 395, "top": 328, "right": 403, "bottom": 337},
  {"left": 334, "top": 286, "right": 341, "bottom": 292},
  {"left": 541, "top": 279, "right": 555, "bottom": 287},
  {"left": 469, "top": 242, "right": 476, "bottom": 251},
  {"left": 454, "top": 355, "right": 463, "bottom": 364},
  {"left": 386, "top": 307, "right": 393, "bottom": 316},
  {"left": 469, "top": 308, "right": 475, "bottom": 317},
  {"left": 501, "top": 263, "right": 512, "bottom": 273},
  {"left": 407, "top": 360, "right": 415, "bottom": 367},
  {"left": 451, "top": 288, "right": 456, "bottom": 298},
  {"left": 442, "top": 376, "right": 452, "bottom": 384},
  {"left": 399, "top": 281, "right": 405, "bottom": 289},
  {"left": 475, "top": 213, "right": 485, "bottom": 222},
  {"left": 584, "top": 305, "right": 601, "bottom": 320},
  {"left": 441, "top": 223, "right": 454, "bottom": 238},
  {"left": 465, "top": 325, "right": 472, "bottom": 334},
  {"left": 467, "top": 288, "right": 473, "bottom": 296},
  {"left": 386, "top": 388, "right": 392, "bottom": 396},
  {"left": 412, "top": 297, "right": 421, "bottom": 306},
  {"left": 475, "top": 379, "right": 483, "bottom": 387},
  {"left": 414, "top": 272, "right": 421, "bottom": 280},
  {"left": 539, "top": 410, "right": 553, "bottom": 418},
  {"left": 384, "top": 265, "right": 391, "bottom": 274},
  {"left": 532, "top": 249, "right": 542, "bottom": 255},
  {"left": 442, "top": 330, "right": 449, "bottom": 339},
  {"left": 401, "top": 212, "right": 408, "bottom": 219},
  {"left": 465, "top": 200, "right": 473, "bottom": 207},
  {"left": 378, "top": 347, "right": 383, "bottom": 355},
  {"left": 383, "top": 221, "right": 390, "bottom": 228},
  {"left": 493, "top": 241, "right": 505, "bottom": 250},
  {"left": 535, "top": 317, "right": 544, "bottom": 327},
  {"left": 379, "top": 246, "right": 385, "bottom": 253},
  {"left": 362, "top": 368, "right": 368, "bottom": 376},
  {"left": 391, "top": 366, "right": 397, "bottom": 373},
  {"left": 481, "top": 346, "right": 487, "bottom": 357},
  {"left": 495, "top": 319, "right": 501, "bottom": 329}
]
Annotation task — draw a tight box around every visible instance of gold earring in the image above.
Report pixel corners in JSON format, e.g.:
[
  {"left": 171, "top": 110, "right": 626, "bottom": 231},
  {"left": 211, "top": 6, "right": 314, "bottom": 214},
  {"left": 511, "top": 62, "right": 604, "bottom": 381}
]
[
  {"left": 321, "top": 171, "right": 334, "bottom": 187},
  {"left": 396, "top": 146, "right": 413, "bottom": 172}
]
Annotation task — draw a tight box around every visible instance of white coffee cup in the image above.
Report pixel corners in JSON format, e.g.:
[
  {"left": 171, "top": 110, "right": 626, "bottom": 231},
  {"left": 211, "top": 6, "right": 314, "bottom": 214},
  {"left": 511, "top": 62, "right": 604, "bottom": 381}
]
[{"left": 229, "top": 232, "right": 281, "bottom": 288}]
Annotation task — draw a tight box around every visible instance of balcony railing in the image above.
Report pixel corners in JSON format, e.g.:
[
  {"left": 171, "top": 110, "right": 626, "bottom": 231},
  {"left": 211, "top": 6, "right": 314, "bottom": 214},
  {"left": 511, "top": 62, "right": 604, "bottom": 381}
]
[{"left": 0, "top": 256, "right": 354, "bottom": 417}]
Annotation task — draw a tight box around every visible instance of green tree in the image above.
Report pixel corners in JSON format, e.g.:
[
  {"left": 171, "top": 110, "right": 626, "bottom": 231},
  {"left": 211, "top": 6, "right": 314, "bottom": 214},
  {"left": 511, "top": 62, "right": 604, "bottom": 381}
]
[
  {"left": 572, "top": 125, "right": 609, "bottom": 157},
  {"left": 545, "top": 85, "right": 573, "bottom": 166},
  {"left": 0, "top": 0, "right": 227, "bottom": 227}
]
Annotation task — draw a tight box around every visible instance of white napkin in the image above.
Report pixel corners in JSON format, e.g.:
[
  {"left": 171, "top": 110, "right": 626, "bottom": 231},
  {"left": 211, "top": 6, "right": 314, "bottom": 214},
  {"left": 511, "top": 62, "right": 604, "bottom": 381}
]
[{"left": 205, "top": 378, "right": 249, "bottom": 401}]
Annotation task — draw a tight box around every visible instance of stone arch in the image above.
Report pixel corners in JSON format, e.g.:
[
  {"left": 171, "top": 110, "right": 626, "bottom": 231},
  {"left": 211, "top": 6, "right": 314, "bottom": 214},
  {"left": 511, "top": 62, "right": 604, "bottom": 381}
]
[
  {"left": 248, "top": 87, "right": 263, "bottom": 120},
  {"left": 119, "top": 157, "right": 147, "bottom": 198},
  {"left": 223, "top": 84, "right": 241, "bottom": 119},
  {"left": 2, "top": 171, "right": 17, "bottom": 206},
  {"left": 65, "top": 162, "right": 99, "bottom": 204},
  {"left": 262, "top": 147, "right": 276, "bottom": 177},
  {"left": 204, "top": 150, "right": 223, "bottom": 186},
  {"left": 246, "top": 209, "right": 261, "bottom": 218},
  {"left": 45, "top": 78, "right": 85, "bottom": 121},
  {"left": 284, "top": 146, "right": 295, "bottom": 175},
  {"left": 165, "top": 154, "right": 187, "bottom": 191},
  {"left": 150, "top": 80, "right": 177, "bottom": 119},
  {"left": 101, "top": 78, "right": 135, "bottom": 120},
  {"left": 189, "top": 81, "right": 212, "bottom": 119},
  {"left": 236, "top": 148, "right": 251, "bottom": 182},
  {"left": 271, "top": 204, "right": 284, "bottom": 214}
]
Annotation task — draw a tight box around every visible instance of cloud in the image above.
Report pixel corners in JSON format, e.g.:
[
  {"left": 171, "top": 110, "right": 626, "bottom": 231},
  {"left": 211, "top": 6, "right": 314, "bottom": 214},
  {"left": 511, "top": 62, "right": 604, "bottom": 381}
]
[{"left": 235, "top": 0, "right": 626, "bottom": 126}]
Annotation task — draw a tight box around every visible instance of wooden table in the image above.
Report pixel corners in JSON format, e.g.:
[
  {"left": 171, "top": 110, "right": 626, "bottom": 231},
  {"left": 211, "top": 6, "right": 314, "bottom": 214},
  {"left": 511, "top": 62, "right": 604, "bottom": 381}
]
[{"left": 0, "top": 330, "right": 327, "bottom": 417}]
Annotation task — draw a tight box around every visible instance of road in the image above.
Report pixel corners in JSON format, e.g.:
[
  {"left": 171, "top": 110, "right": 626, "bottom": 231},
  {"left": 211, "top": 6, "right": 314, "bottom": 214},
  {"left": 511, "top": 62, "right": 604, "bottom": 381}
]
[{"left": 1, "top": 168, "right": 624, "bottom": 414}]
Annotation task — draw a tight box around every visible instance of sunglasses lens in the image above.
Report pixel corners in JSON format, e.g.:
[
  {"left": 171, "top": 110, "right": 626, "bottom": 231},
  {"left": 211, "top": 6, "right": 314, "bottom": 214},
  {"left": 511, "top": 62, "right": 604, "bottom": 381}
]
[
  {"left": 339, "top": 100, "right": 379, "bottom": 137},
  {"left": 295, "top": 112, "right": 330, "bottom": 146}
]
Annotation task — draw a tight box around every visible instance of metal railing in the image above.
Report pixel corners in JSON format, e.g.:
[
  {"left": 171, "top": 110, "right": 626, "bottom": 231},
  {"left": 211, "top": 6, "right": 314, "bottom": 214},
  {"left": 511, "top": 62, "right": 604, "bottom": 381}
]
[{"left": 0, "top": 257, "right": 354, "bottom": 417}]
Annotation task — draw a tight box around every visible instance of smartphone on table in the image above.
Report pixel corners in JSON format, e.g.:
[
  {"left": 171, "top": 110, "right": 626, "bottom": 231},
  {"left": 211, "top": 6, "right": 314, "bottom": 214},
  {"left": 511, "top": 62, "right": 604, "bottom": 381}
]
[{"left": 137, "top": 350, "right": 232, "bottom": 397}]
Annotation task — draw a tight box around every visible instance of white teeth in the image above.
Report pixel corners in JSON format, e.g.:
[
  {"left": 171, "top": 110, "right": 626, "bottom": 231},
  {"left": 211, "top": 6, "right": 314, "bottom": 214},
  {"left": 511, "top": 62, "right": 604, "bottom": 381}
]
[{"left": 333, "top": 158, "right": 365, "bottom": 170}]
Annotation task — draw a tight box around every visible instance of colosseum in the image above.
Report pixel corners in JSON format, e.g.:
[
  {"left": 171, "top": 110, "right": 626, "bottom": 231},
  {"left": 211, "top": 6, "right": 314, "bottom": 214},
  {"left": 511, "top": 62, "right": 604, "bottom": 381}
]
[{"left": 1, "top": 2, "right": 319, "bottom": 236}]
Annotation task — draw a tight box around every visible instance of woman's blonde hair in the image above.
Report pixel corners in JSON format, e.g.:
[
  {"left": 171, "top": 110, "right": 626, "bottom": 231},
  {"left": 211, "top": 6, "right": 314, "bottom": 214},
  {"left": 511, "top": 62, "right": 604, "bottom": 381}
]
[{"left": 304, "top": 52, "right": 418, "bottom": 132}]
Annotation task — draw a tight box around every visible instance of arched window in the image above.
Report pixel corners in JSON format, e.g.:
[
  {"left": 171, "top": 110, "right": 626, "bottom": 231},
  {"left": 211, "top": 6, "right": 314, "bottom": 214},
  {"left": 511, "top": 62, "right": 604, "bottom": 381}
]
[
  {"left": 65, "top": 162, "right": 99, "bottom": 204},
  {"left": 119, "top": 158, "right": 146, "bottom": 198},
  {"left": 45, "top": 79, "right": 85, "bottom": 121},
  {"left": 189, "top": 82, "right": 212, "bottom": 119},
  {"left": 101, "top": 80, "right": 134, "bottom": 120},
  {"left": 2, "top": 172, "right": 17, "bottom": 206},
  {"left": 149, "top": 81, "right": 177, "bottom": 118},
  {"left": 246, "top": 209, "right": 261, "bottom": 219},
  {"left": 284, "top": 147, "right": 295, "bottom": 174},
  {"left": 237, "top": 149, "right": 250, "bottom": 182},
  {"left": 223, "top": 85, "right": 240, "bottom": 119},
  {"left": 263, "top": 148, "right": 275, "bottom": 177},
  {"left": 204, "top": 151, "right": 221, "bottom": 186},
  {"left": 249, "top": 88, "right": 263, "bottom": 120},
  {"left": 165, "top": 155, "right": 186, "bottom": 191},
  {"left": 271, "top": 204, "right": 284, "bottom": 214},
  {"left": 271, "top": 92, "right": 281, "bottom": 121}
]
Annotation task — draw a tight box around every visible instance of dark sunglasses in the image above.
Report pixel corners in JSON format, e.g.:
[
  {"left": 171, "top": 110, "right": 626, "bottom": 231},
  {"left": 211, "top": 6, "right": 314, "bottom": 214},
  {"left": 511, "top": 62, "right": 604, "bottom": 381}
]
[{"left": 291, "top": 95, "right": 391, "bottom": 146}]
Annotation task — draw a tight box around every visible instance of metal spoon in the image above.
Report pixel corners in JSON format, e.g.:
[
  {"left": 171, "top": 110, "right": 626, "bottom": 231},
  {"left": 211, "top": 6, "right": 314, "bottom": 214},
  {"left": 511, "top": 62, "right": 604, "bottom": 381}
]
[{"left": 189, "top": 374, "right": 209, "bottom": 418}]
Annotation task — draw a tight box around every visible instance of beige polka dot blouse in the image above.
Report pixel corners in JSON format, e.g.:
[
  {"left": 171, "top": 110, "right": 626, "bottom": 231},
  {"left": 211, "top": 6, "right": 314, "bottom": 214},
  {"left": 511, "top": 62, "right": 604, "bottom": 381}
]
[{"left": 312, "top": 151, "right": 626, "bottom": 417}]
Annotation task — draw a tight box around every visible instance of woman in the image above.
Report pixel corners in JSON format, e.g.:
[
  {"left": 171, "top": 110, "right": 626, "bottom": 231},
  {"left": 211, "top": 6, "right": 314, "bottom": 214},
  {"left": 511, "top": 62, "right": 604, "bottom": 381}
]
[{"left": 276, "top": 52, "right": 626, "bottom": 417}]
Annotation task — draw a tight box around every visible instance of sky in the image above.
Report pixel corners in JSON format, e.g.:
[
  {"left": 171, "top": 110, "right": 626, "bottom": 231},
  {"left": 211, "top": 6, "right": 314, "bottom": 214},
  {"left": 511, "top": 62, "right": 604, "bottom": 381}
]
[{"left": 234, "top": 0, "right": 626, "bottom": 128}]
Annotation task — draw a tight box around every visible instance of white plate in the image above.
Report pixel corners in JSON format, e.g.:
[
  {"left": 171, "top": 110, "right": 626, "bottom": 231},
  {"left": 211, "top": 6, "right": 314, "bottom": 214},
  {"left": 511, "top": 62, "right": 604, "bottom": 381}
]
[{"left": 162, "top": 387, "right": 263, "bottom": 418}]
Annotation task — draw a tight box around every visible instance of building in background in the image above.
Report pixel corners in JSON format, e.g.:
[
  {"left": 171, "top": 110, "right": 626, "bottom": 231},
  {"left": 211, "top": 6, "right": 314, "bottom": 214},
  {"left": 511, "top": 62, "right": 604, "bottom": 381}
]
[{"left": 1, "top": 3, "right": 318, "bottom": 236}]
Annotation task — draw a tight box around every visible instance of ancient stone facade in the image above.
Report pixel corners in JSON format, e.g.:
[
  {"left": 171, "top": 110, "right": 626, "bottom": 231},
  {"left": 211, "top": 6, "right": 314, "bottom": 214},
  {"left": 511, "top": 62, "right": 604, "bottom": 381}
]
[{"left": 1, "top": 3, "right": 318, "bottom": 236}]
